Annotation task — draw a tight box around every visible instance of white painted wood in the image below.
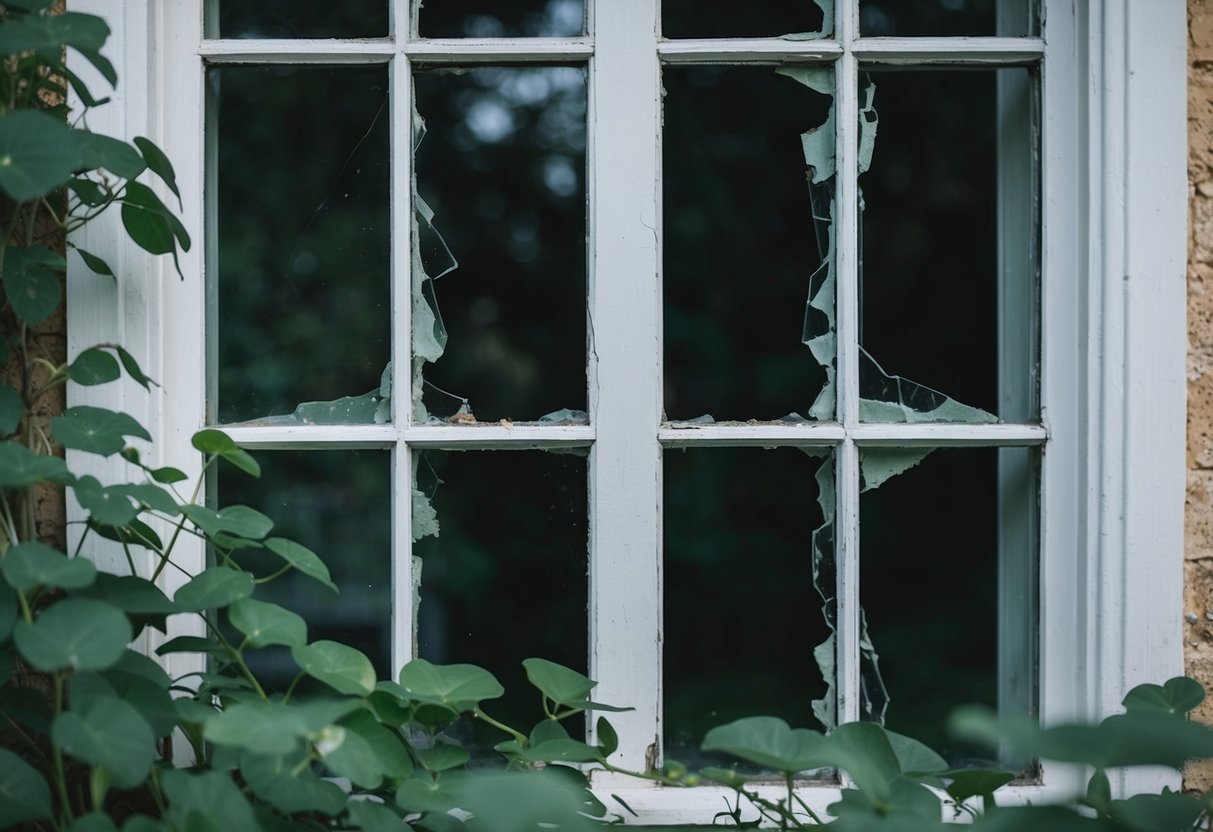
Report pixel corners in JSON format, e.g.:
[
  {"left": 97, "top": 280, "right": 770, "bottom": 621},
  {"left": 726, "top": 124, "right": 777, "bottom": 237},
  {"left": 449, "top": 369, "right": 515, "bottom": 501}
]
[
  {"left": 587, "top": 0, "right": 663, "bottom": 773},
  {"left": 851, "top": 37, "right": 1045, "bottom": 64},
  {"left": 657, "top": 38, "right": 842, "bottom": 63},
  {"left": 198, "top": 39, "right": 395, "bottom": 63},
  {"left": 658, "top": 423, "right": 846, "bottom": 447},
  {"left": 848, "top": 424, "right": 1047, "bottom": 446},
  {"left": 405, "top": 38, "right": 594, "bottom": 62}
]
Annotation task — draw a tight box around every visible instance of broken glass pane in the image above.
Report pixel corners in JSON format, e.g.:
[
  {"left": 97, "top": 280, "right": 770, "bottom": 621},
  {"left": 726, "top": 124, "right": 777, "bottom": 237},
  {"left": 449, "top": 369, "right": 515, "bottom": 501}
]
[
  {"left": 662, "top": 0, "right": 832, "bottom": 39},
  {"left": 413, "top": 67, "right": 587, "bottom": 422},
  {"left": 859, "top": 447, "right": 1037, "bottom": 764},
  {"left": 414, "top": 451, "right": 588, "bottom": 748},
  {"left": 211, "top": 0, "right": 388, "bottom": 38},
  {"left": 219, "top": 450, "right": 392, "bottom": 692},
  {"left": 859, "top": 0, "right": 1037, "bottom": 37},
  {"left": 664, "top": 66, "right": 834, "bottom": 422},
  {"left": 419, "top": 0, "right": 584, "bottom": 38},
  {"left": 664, "top": 448, "right": 832, "bottom": 763},
  {"left": 212, "top": 66, "right": 390, "bottom": 424},
  {"left": 858, "top": 69, "right": 1036, "bottom": 420}
]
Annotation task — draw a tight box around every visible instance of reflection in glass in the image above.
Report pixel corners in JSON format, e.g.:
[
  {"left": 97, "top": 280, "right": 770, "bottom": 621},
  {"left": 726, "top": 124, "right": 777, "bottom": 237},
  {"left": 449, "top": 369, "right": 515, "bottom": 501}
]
[
  {"left": 858, "top": 69, "right": 1036, "bottom": 420},
  {"left": 212, "top": 67, "right": 390, "bottom": 424},
  {"left": 219, "top": 451, "right": 392, "bottom": 692},
  {"left": 419, "top": 0, "right": 584, "bottom": 38},
  {"left": 212, "top": 0, "right": 388, "bottom": 38},
  {"left": 662, "top": 0, "right": 829, "bottom": 39},
  {"left": 414, "top": 451, "right": 587, "bottom": 746},
  {"left": 664, "top": 67, "right": 833, "bottom": 421},
  {"left": 859, "top": 447, "right": 1037, "bottom": 764},
  {"left": 413, "top": 67, "right": 587, "bottom": 422},
  {"left": 859, "top": 0, "right": 1036, "bottom": 37},
  {"left": 664, "top": 448, "right": 831, "bottom": 765}
]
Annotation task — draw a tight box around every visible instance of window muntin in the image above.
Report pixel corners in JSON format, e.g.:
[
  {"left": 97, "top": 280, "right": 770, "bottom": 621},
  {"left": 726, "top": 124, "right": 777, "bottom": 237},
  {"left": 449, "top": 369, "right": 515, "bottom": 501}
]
[{"left": 183, "top": 0, "right": 1051, "bottom": 808}]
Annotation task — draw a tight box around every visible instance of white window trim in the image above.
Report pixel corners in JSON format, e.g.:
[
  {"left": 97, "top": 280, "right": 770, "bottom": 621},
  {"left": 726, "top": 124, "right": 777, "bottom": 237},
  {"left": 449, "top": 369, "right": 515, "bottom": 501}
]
[{"left": 65, "top": 0, "right": 1187, "bottom": 821}]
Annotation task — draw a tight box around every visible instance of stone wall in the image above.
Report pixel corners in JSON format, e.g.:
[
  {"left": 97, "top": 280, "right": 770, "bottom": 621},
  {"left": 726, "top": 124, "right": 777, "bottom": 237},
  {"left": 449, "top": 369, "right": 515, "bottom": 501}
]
[{"left": 1186, "top": 0, "right": 1213, "bottom": 791}]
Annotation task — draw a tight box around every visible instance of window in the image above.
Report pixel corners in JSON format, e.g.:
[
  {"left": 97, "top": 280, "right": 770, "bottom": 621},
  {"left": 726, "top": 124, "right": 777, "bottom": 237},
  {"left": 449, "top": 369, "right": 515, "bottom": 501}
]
[{"left": 67, "top": 0, "right": 1188, "bottom": 821}]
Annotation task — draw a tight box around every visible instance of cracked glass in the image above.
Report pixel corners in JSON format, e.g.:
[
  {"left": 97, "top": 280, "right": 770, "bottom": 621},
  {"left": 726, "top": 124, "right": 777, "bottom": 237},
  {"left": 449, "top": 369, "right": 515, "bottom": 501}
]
[
  {"left": 211, "top": 66, "right": 391, "bottom": 425},
  {"left": 219, "top": 450, "right": 393, "bottom": 692},
  {"left": 412, "top": 67, "right": 587, "bottom": 423},
  {"left": 662, "top": 0, "right": 833, "bottom": 39},
  {"left": 663, "top": 66, "right": 834, "bottom": 422},
  {"left": 859, "top": 447, "right": 1038, "bottom": 763},
  {"left": 664, "top": 448, "right": 833, "bottom": 764},
  {"left": 858, "top": 68, "right": 1037, "bottom": 421},
  {"left": 859, "top": 0, "right": 1038, "bottom": 37},
  {"left": 413, "top": 451, "right": 588, "bottom": 748},
  {"left": 418, "top": 0, "right": 585, "bottom": 38},
  {"left": 210, "top": 0, "right": 388, "bottom": 38}
]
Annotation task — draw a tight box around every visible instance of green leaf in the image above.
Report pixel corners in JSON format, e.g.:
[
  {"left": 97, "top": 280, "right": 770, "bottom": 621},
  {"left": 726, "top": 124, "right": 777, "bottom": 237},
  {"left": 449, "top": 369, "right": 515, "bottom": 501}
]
[
  {"left": 342, "top": 711, "right": 414, "bottom": 779},
  {"left": 14, "top": 598, "right": 130, "bottom": 671},
  {"left": 1, "top": 540, "right": 96, "bottom": 592},
  {"left": 0, "top": 747, "right": 52, "bottom": 828},
  {"left": 522, "top": 657, "right": 595, "bottom": 705},
  {"left": 173, "top": 566, "right": 253, "bottom": 612},
  {"left": 455, "top": 770, "right": 599, "bottom": 832},
  {"left": 88, "top": 517, "right": 163, "bottom": 552},
  {"left": 113, "top": 482, "right": 179, "bottom": 516},
  {"left": 597, "top": 716, "right": 618, "bottom": 757},
  {"left": 71, "top": 475, "right": 139, "bottom": 525},
  {"left": 149, "top": 465, "right": 187, "bottom": 484},
  {"left": 120, "top": 180, "right": 189, "bottom": 276},
  {"left": 0, "top": 12, "right": 108, "bottom": 56},
  {"left": 701, "top": 716, "right": 828, "bottom": 774},
  {"left": 1109, "top": 790, "right": 1206, "bottom": 831},
  {"left": 264, "top": 537, "right": 336, "bottom": 592},
  {"left": 346, "top": 799, "right": 410, "bottom": 832},
  {"left": 156, "top": 635, "right": 225, "bottom": 657},
  {"left": 1086, "top": 768, "right": 1111, "bottom": 810},
  {"left": 67, "top": 814, "right": 118, "bottom": 832},
  {"left": 0, "top": 384, "right": 22, "bottom": 435},
  {"left": 0, "top": 440, "right": 69, "bottom": 487},
  {"left": 395, "top": 771, "right": 464, "bottom": 814},
  {"left": 292, "top": 640, "right": 376, "bottom": 696},
  {"left": 69, "top": 177, "right": 108, "bottom": 208},
  {"left": 204, "top": 700, "right": 307, "bottom": 756},
  {"left": 52, "top": 406, "right": 151, "bottom": 457},
  {"left": 398, "top": 658, "right": 504, "bottom": 713},
  {"left": 240, "top": 750, "right": 347, "bottom": 817},
  {"left": 941, "top": 768, "right": 1014, "bottom": 804},
  {"left": 72, "top": 131, "right": 146, "bottom": 179},
  {"left": 69, "top": 347, "right": 121, "bottom": 386},
  {"left": 416, "top": 743, "right": 469, "bottom": 773},
  {"left": 100, "top": 669, "right": 177, "bottom": 737},
  {"left": 191, "top": 429, "right": 260, "bottom": 477},
  {"left": 1122, "top": 676, "right": 1204, "bottom": 715},
  {"left": 522, "top": 738, "right": 604, "bottom": 764},
  {"left": 182, "top": 504, "right": 273, "bottom": 540},
  {"left": 53, "top": 694, "right": 155, "bottom": 788},
  {"left": 318, "top": 723, "right": 384, "bottom": 789},
  {"left": 0, "top": 585, "right": 16, "bottom": 641},
  {"left": 133, "top": 137, "right": 181, "bottom": 207},
  {"left": 0, "top": 110, "right": 79, "bottom": 201},
  {"left": 884, "top": 728, "right": 947, "bottom": 775},
  {"left": 229, "top": 597, "right": 306, "bottom": 648},
  {"left": 4, "top": 244, "right": 64, "bottom": 326},
  {"left": 160, "top": 769, "right": 258, "bottom": 832},
  {"left": 116, "top": 346, "right": 155, "bottom": 389}
]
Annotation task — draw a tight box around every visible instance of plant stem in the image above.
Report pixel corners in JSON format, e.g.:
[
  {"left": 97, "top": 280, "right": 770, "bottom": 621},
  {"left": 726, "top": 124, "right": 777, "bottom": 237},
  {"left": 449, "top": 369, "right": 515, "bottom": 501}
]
[
  {"left": 51, "top": 673, "right": 73, "bottom": 824},
  {"left": 153, "top": 456, "right": 213, "bottom": 581},
  {"left": 472, "top": 708, "right": 527, "bottom": 745}
]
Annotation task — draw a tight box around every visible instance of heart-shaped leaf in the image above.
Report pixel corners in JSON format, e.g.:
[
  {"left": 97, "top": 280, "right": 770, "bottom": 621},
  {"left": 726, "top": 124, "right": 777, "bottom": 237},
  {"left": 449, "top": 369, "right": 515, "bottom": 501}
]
[
  {"left": 0, "top": 110, "right": 79, "bottom": 201},
  {"left": 398, "top": 659, "right": 504, "bottom": 713},
  {"left": 701, "top": 716, "right": 829, "bottom": 774},
  {"left": 1, "top": 541, "right": 95, "bottom": 592},
  {"left": 52, "top": 406, "right": 151, "bottom": 457},
  {"left": 71, "top": 475, "right": 139, "bottom": 525},
  {"left": 317, "top": 724, "right": 384, "bottom": 789},
  {"left": 160, "top": 769, "right": 258, "bottom": 831},
  {"left": 191, "top": 429, "right": 259, "bottom": 477},
  {"left": 0, "top": 441, "right": 68, "bottom": 487},
  {"left": 52, "top": 694, "right": 155, "bottom": 788},
  {"left": 416, "top": 743, "right": 469, "bottom": 773},
  {"left": 0, "top": 747, "right": 52, "bottom": 827},
  {"left": 229, "top": 597, "right": 306, "bottom": 648},
  {"left": 239, "top": 750, "right": 347, "bottom": 817},
  {"left": 182, "top": 504, "right": 272, "bottom": 540},
  {"left": 341, "top": 711, "right": 413, "bottom": 779},
  {"left": 1122, "top": 677, "right": 1205, "bottom": 716},
  {"left": 14, "top": 599, "right": 130, "bottom": 672},
  {"left": 68, "top": 347, "right": 121, "bottom": 386},
  {"left": 173, "top": 567, "right": 253, "bottom": 611},
  {"left": 264, "top": 537, "right": 336, "bottom": 592},
  {"left": 292, "top": 640, "right": 376, "bottom": 696},
  {"left": 3, "top": 244, "right": 64, "bottom": 326},
  {"left": 71, "top": 131, "right": 145, "bottom": 179}
]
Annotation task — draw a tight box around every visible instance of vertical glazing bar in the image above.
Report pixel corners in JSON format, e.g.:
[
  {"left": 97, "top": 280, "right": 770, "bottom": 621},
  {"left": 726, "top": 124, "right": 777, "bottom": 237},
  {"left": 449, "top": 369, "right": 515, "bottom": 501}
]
[
  {"left": 834, "top": 0, "right": 863, "bottom": 729},
  {"left": 588, "top": 0, "right": 662, "bottom": 771},
  {"left": 391, "top": 20, "right": 417, "bottom": 675}
]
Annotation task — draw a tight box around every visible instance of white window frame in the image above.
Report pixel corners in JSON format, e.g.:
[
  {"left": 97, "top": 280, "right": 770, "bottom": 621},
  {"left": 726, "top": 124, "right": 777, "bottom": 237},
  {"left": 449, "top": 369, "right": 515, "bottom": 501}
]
[{"left": 65, "top": 0, "right": 1188, "bottom": 823}]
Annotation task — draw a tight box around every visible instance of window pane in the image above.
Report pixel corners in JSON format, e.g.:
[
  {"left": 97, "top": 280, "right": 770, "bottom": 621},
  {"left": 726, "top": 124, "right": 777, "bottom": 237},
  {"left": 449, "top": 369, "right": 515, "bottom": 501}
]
[
  {"left": 211, "top": 0, "right": 388, "bottom": 38},
  {"left": 859, "top": 0, "right": 1037, "bottom": 37},
  {"left": 858, "top": 68, "right": 1037, "bottom": 422},
  {"left": 418, "top": 0, "right": 584, "bottom": 38},
  {"left": 414, "top": 451, "right": 587, "bottom": 747},
  {"left": 212, "top": 66, "right": 391, "bottom": 425},
  {"left": 662, "top": 0, "right": 831, "bottom": 39},
  {"left": 219, "top": 450, "right": 393, "bottom": 692},
  {"left": 664, "top": 448, "right": 833, "bottom": 765},
  {"left": 663, "top": 66, "right": 834, "bottom": 422},
  {"left": 859, "top": 447, "right": 1037, "bottom": 764},
  {"left": 413, "top": 67, "right": 587, "bottom": 422}
]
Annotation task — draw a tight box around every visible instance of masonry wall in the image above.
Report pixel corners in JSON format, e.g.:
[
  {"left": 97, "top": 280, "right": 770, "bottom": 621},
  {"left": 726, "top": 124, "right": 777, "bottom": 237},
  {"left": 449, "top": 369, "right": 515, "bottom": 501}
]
[{"left": 1186, "top": 0, "right": 1213, "bottom": 790}]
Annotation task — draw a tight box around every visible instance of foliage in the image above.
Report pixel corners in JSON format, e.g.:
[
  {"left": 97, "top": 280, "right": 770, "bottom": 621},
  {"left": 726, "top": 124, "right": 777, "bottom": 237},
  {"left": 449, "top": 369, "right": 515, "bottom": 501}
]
[{"left": 1, "top": 5, "right": 1212, "bottom": 832}]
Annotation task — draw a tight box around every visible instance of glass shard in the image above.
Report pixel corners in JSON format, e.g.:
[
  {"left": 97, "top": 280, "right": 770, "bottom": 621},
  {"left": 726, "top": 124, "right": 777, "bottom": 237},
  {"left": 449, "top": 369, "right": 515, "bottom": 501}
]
[
  {"left": 663, "top": 0, "right": 832, "bottom": 39},
  {"left": 413, "top": 67, "right": 587, "bottom": 423},
  {"left": 212, "top": 66, "right": 390, "bottom": 424},
  {"left": 419, "top": 0, "right": 585, "bottom": 38},
  {"left": 219, "top": 451, "right": 392, "bottom": 691},
  {"left": 664, "top": 448, "right": 832, "bottom": 762},
  {"left": 211, "top": 0, "right": 388, "bottom": 38},
  {"left": 663, "top": 66, "right": 833, "bottom": 421},
  {"left": 413, "top": 451, "right": 588, "bottom": 748}
]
